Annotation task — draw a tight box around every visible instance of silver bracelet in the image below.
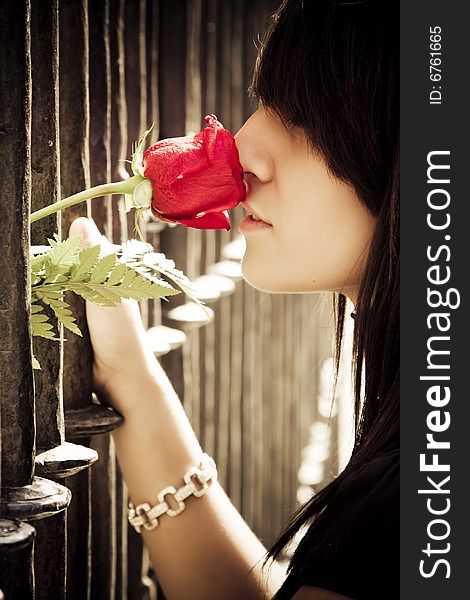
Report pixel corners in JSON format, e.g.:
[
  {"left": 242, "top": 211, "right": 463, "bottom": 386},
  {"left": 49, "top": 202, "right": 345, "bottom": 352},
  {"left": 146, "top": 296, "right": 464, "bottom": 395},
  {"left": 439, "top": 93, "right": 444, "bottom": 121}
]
[{"left": 127, "top": 453, "right": 218, "bottom": 533}]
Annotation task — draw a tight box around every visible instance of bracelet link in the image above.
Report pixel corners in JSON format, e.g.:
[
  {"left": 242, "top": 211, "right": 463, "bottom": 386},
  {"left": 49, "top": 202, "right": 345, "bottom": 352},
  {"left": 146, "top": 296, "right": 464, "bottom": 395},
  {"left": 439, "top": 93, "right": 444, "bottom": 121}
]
[
  {"left": 183, "top": 466, "right": 208, "bottom": 497},
  {"left": 127, "top": 454, "right": 217, "bottom": 533},
  {"left": 157, "top": 486, "right": 186, "bottom": 517},
  {"left": 129, "top": 502, "right": 161, "bottom": 532}
]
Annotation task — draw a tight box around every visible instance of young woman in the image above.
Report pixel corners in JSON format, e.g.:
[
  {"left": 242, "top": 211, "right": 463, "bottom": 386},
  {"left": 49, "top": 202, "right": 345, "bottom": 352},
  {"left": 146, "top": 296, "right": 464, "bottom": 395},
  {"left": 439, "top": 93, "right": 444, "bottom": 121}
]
[{"left": 69, "top": 0, "right": 399, "bottom": 598}]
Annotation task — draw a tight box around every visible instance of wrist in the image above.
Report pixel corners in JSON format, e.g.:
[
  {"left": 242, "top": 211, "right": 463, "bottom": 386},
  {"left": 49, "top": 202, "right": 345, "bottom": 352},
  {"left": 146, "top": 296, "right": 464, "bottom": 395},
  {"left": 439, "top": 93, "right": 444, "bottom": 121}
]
[{"left": 94, "top": 353, "right": 167, "bottom": 417}]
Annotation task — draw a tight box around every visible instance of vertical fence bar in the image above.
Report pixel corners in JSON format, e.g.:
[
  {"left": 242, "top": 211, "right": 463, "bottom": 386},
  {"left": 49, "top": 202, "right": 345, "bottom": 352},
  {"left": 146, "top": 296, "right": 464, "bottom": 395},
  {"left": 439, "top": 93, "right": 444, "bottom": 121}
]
[
  {"left": 158, "top": 0, "right": 188, "bottom": 312},
  {"left": 225, "top": 1, "right": 245, "bottom": 513},
  {"left": 158, "top": 0, "right": 192, "bottom": 427},
  {"left": 230, "top": 0, "right": 245, "bottom": 134},
  {"left": 63, "top": 468, "right": 91, "bottom": 600},
  {"left": 30, "top": 0, "right": 63, "bottom": 455},
  {"left": 241, "top": 282, "right": 255, "bottom": 529},
  {"left": 239, "top": 0, "right": 262, "bottom": 533},
  {"left": 144, "top": 0, "right": 163, "bottom": 333},
  {"left": 283, "top": 295, "right": 295, "bottom": 535},
  {"left": 262, "top": 293, "right": 276, "bottom": 544},
  {"left": 110, "top": 0, "right": 129, "bottom": 244},
  {"left": 89, "top": 0, "right": 112, "bottom": 238},
  {"left": 185, "top": 0, "right": 203, "bottom": 442},
  {"left": 199, "top": 0, "right": 218, "bottom": 460},
  {"left": 0, "top": 5, "right": 37, "bottom": 592},
  {"left": 242, "top": 0, "right": 258, "bottom": 119},
  {"left": 58, "top": 2, "right": 93, "bottom": 596},
  {"left": 211, "top": 0, "right": 237, "bottom": 495},
  {"left": 231, "top": 0, "right": 254, "bottom": 525},
  {"left": 87, "top": 2, "right": 120, "bottom": 599},
  {"left": 59, "top": 0, "right": 93, "bottom": 410},
  {"left": 30, "top": 5, "right": 69, "bottom": 597},
  {"left": 269, "top": 294, "right": 282, "bottom": 543},
  {"left": 90, "top": 432, "right": 117, "bottom": 600},
  {"left": 253, "top": 289, "right": 265, "bottom": 537},
  {"left": 0, "top": 520, "right": 36, "bottom": 600},
  {"left": 216, "top": 0, "right": 233, "bottom": 264},
  {"left": 109, "top": 3, "right": 131, "bottom": 597},
  {"left": 145, "top": 0, "right": 160, "bottom": 146},
  {"left": 292, "top": 298, "right": 303, "bottom": 512},
  {"left": 115, "top": 474, "right": 128, "bottom": 600},
  {"left": 1, "top": 4, "right": 72, "bottom": 599},
  {"left": 298, "top": 298, "right": 314, "bottom": 453},
  {"left": 144, "top": 1, "right": 166, "bottom": 327},
  {"left": 199, "top": 0, "right": 218, "bottom": 277},
  {"left": 125, "top": 0, "right": 148, "bottom": 158},
  {"left": 33, "top": 514, "right": 67, "bottom": 600},
  {"left": 0, "top": 0, "right": 35, "bottom": 493},
  {"left": 213, "top": 292, "right": 231, "bottom": 491},
  {"left": 124, "top": 0, "right": 148, "bottom": 255},
  {"left": 280, "top": 295, "right": 290, "bottom": 536},
  {"left": 123, "top": 3, "right": 159, "bottom": 598}
]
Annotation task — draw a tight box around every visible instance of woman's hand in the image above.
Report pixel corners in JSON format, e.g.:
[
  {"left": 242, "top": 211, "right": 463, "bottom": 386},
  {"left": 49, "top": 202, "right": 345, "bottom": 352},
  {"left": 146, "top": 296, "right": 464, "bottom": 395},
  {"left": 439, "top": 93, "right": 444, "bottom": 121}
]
[{"left": 68, "top": 217, "right": 158, "bottom": 411}]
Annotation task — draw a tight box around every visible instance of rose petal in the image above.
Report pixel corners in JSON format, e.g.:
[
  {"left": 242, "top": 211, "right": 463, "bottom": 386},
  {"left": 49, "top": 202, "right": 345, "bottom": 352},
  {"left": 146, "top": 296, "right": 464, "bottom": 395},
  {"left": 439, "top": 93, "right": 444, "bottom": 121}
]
[
  {"left": 177, "top": 211, "right": 231, "bottom": 230},
  {"left": 143, "top": 115, "right": 243, "bottom": 231},
  {"left": 154, "top": 210, "right": 231, "bottom": 231}
]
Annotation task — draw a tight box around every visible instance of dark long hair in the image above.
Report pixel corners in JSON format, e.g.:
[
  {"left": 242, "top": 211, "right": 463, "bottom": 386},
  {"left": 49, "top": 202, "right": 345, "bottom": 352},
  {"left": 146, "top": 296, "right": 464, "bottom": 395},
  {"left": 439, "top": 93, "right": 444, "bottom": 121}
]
[{"left": 248, "top": 0, "right": 399, "bottom": 572}]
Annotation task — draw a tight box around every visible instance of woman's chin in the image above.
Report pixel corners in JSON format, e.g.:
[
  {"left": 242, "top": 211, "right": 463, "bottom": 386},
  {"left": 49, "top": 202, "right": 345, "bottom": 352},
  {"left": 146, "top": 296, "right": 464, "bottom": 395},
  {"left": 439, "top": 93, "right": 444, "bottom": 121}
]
[
  {"left": 241, "top": 262, "right": 332, "bottom": 295},
  {"left": 241, "top": 262, "right": 295, "bottom": 294},
  {"left": 241, "top": 262, "right": 276, "bottom": 293}
]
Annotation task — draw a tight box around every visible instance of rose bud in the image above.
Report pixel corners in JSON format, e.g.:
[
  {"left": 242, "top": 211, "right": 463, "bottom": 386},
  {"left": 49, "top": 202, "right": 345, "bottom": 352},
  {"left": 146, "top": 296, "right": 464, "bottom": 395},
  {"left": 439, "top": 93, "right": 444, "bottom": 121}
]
[
  {"left": 30, "top": 115, "right": 245, "bottom": 236},
  {"left": 142, "top": 114, "right": 246, "bottom": 231}
]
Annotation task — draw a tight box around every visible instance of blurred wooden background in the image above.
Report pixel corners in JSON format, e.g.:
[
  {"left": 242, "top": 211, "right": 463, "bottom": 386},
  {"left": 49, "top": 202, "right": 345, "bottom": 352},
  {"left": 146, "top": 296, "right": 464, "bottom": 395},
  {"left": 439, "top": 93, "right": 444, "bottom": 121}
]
[{"left": 0, "top": 1, "right": 351, "bottom": 598}]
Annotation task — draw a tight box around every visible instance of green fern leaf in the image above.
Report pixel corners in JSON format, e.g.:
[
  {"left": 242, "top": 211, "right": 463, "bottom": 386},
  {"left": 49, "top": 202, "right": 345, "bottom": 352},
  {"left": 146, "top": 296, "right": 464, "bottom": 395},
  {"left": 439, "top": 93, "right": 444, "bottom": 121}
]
[
  {"left": 118, "top": 270, "right": 179, "bottom": 296},
  {"left": 41, "top": 235, "right": 82, "bottom": 283},
  {"left": 119, "top": 265, "right": 179, "bottom": 296},
  {"left": 48, "top": 234, "right": 82, "bottom": 267},
  {"left": 91, "top": 282, "right": 178, "bottom": 302},
  {"left": 70, "top": 283, "right": 122, "bottom": 307},
  {"left": 116, "top": 240, "right": 200, "bottom": 303},
  {"left": 106, "top": 261, "right": 127, "bottom": 286},
  {"left": 30, "top": 303, "right": 59, "bottom": 340},
  {"left": 35, "top": 288, "right": 64, "bottom": 302},
  {"left": 63, "top": 320, "right": 82, "bottom": 336},
  {"left": 70, "top": 244, "right": 101, "bottom": 282},
  {"left": 31, "top": 254, "right": 48, "bottom": 283},
  {"left": 89, "top": 253, "right": 117, "bottom": 284},
  {"left": 119, "top": 267, "right": 138, "bottom": 289},
  {"left": 32, "top": 313, "right": 50, "bottom": 323},
  {"left": 32, "top": 324, "right": 58, "bottom": 340},
  {"left": 69, "top": 262, "right": 180, "bottom": 303},
  {"left": 32, "top": 355, "right": 41, "bottom": 370},
  {"left": 39, "top": 294, "right": 82, "bottom": 337}
]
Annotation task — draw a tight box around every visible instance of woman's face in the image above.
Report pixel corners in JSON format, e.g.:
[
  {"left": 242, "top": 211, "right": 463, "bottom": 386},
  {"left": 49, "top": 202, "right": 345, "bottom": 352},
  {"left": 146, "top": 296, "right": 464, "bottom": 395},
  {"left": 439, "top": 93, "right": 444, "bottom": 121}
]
[{"left": 234, "top": 107, "right": 376, "bottom": 304}]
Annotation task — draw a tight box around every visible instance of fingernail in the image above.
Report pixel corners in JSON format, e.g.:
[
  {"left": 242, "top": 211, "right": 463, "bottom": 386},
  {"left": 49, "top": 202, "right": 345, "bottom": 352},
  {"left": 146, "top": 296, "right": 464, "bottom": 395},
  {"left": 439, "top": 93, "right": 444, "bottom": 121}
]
[{"left": 83, "top": 219, "right": 101, "bottom": 242}]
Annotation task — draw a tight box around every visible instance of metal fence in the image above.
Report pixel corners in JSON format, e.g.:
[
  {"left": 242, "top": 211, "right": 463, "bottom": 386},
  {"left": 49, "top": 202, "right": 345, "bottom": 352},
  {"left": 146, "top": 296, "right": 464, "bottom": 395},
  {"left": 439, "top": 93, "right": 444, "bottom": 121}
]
[{"left": 0, "top": 1, "right": 339, "bottom": 598}]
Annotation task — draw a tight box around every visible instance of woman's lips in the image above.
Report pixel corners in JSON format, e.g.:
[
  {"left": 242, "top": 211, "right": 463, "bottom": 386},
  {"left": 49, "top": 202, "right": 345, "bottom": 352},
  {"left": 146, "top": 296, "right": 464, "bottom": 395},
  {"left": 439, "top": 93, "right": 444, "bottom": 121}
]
[
  {"left": 238, "top": 215, "right": 273, "bottom": 233},
  {"left": 240, "top": 200, "right": 271, "bottom": 225}
]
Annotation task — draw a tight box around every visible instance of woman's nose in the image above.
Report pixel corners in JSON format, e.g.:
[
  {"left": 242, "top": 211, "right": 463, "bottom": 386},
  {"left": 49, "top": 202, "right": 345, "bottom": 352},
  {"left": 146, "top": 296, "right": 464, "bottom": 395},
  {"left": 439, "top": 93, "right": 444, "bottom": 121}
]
[{"left": 234, "top": 112, "right": 273, "bottom": 184}]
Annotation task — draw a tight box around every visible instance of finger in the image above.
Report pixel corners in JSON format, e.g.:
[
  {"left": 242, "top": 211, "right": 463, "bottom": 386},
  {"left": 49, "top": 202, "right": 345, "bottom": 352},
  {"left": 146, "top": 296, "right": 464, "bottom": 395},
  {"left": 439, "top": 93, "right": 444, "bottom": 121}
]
[{"left": 68, "top": 217, "right": 109, "bottom": 250}]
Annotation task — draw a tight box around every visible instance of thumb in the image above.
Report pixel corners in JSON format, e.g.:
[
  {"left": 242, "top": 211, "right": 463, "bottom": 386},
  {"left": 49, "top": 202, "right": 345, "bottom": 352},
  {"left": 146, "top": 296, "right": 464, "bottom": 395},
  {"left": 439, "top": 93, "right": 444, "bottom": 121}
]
[{"left": 68, "top": 217, "right": 107, "bottom": 249}]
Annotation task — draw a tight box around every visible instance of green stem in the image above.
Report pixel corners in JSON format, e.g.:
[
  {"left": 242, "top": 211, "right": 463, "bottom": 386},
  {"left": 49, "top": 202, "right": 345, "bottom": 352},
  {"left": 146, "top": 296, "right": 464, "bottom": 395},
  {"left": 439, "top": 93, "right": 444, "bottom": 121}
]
[{"left": 30, "top": 174, "right": 146, "bottom": 224}]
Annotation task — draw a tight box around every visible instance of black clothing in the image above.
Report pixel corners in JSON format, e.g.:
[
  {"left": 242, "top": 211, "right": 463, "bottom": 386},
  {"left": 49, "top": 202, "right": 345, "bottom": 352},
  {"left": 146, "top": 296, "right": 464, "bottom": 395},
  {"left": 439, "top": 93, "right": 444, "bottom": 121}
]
[{"left": 272, "top": 446, "right": 399, "bottom": 599}]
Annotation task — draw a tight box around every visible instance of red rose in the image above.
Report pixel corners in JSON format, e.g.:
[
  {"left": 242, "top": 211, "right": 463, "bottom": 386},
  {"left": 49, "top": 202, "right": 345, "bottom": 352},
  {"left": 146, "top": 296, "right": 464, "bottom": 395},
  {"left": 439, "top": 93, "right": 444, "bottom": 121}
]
[{"left": 142, "top": 115, "right": 246, "bottom": 231}]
